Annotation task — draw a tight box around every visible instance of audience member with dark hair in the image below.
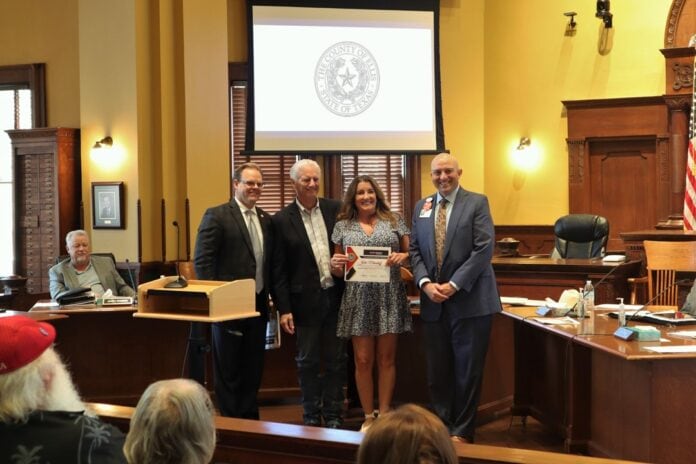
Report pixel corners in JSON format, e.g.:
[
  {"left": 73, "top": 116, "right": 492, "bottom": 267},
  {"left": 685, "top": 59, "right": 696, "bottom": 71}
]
[
  {"left": 123, "top": 378, "right": 216, "bottom": 464},
  {"left": 356, "top": 403, "right": 458, "bottom": 464},
  {"left": 0, "top": 315, "right": 127, "bottom": 463}
]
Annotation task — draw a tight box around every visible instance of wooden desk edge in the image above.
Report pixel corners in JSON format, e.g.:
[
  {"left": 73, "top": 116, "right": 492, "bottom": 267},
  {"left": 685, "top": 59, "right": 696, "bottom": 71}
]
[{"left": 88, "top": 403, "right": 648, "bottom": 464}]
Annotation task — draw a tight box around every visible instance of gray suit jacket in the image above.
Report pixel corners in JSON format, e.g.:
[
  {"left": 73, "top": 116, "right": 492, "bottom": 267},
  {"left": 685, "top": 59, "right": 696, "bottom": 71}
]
[
  {"left": 48, "top": 255, "right": 136, "bottom": 299},
  {"left": 409, "top": 188, "right": 502, "bottom": 322}
]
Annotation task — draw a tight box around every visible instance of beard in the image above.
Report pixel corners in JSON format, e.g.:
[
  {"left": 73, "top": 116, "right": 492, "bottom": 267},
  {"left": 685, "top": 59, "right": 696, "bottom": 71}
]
[{"left": 41, "top": 349, "right": 89, "bottom": 415}]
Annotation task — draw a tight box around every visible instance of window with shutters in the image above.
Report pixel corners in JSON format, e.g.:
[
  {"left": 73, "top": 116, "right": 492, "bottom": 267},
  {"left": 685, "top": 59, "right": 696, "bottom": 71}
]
[
  {"left": 230, "top": 81, "right": 298, "bottom": 213},
  {"left": 339, "top": 155, "right": 406, "bottom": 216},
  {"left": 0, "top": 64, "right": 44, "bottom": 275}
]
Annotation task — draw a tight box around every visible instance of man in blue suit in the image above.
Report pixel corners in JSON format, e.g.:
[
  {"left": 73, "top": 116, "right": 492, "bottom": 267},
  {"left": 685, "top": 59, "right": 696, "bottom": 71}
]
[{"left": 409, "top": 153, "right": 501, "bottom": 443}]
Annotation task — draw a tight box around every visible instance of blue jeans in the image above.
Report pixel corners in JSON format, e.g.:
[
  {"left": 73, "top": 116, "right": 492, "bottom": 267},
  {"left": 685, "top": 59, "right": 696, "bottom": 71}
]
[{"left": 295, "top": 290, "right": 347, "bottom": 424}]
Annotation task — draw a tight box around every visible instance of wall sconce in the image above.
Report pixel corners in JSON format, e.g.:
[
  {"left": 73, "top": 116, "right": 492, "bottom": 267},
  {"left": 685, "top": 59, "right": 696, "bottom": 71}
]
[
  {"left": 93, "top": 136, "right": 113, "bottom": 149},
  {"left": 510, "top": 137, "right": 540, "bottom": 173},
  {"left": 595, "top": 0, "right": 613, "bottom": 28},
  {"left": 517, "top": 137, "right": 531, "bottom": 150},
  {"left": 564, "top": 12, "right": 577, "bottom": 30}
]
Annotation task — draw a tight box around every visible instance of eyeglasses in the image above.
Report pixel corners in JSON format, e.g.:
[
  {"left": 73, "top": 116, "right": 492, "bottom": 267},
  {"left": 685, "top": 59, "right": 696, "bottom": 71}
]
[
  {"left": 431, "top": 168, "right": 456, "bottom": 176},
  {"left": 239, "top": 180, "right": 264, "bottom": 188}
]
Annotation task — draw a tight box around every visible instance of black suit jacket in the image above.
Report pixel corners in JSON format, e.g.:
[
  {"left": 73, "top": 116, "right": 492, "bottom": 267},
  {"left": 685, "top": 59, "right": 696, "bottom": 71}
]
[
  {"left": 194, "top": 199, "right": 273, "bottom": 318},
  {"left": 271, "top": 198, "right": 343, "bottom": 326}
]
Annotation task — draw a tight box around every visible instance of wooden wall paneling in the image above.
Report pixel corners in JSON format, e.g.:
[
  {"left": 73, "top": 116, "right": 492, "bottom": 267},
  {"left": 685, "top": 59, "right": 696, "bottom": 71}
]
[{"left": 494, "top": 225, "right": 555, "bottom": 256}]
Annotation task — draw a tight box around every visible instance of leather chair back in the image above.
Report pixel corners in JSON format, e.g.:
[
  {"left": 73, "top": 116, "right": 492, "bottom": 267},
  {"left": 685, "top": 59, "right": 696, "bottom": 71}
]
[{"left": 553, "top": 214, "right": 609, "bottom": 259}]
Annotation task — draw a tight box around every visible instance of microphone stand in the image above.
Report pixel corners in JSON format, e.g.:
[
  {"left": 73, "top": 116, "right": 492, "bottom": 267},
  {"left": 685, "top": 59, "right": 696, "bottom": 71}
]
[{"left": 165, "top": 220, "right": 188, "bottom": 288}]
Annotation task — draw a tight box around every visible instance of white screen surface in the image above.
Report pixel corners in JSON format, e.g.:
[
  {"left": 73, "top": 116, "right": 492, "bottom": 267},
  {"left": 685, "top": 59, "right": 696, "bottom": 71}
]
[{"left": 252, "top": 6, "right": 436, "bottom": 151}]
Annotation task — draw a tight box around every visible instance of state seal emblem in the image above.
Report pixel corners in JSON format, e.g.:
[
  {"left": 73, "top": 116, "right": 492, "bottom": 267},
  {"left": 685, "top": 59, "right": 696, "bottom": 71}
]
[{"left": 315, "top": 41, "right": 380, "bottom": 117}]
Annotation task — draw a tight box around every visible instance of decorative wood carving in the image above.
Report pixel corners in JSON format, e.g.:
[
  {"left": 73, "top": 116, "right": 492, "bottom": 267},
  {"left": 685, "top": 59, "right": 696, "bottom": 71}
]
[
  {"left": 664, "top": 0, "right": 695, "bottom": 48},
  {"left": 672, "top": 62, "right": 694, "bottom": 91}
]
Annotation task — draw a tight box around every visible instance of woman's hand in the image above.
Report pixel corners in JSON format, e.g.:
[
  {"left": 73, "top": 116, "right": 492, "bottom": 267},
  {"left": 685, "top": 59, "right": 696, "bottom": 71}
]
[
  {"left": 330, "top": 253, "right": 348, "bottom": 276},
  {"left": 385, "top": 251, "right": 409, "bottom": 267}
]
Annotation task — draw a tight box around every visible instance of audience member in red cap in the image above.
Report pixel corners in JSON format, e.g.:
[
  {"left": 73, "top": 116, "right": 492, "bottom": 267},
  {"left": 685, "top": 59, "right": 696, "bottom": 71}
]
[{"left": 0, "top": 315, "right": 127, "bottom": 463}]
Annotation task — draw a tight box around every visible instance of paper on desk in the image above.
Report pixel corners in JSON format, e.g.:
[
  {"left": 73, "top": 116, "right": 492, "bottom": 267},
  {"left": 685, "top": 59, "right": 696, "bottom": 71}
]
[
  {"left": 667, "top": 331, "right": 696, "bottom": 339},
  {"left": 595, "top": 304, "right": 644, "bottom": 311},
  {"left": 500, "top": 296, "right": 547, "bottom": 306},
  {"left": 532, "top": 317, "right": 579, "bottom": 325},
  {"left": 643, "top": 345, "right": 696, "bottom": 353},
  {"left": 33, "top": 301, "right": 59, "bottom": 308}
]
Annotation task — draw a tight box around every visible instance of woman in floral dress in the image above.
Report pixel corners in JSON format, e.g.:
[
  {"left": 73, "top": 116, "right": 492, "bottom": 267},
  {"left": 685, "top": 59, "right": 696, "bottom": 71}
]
[{"left": 330, "top": 175, "right": 412, "bottom": 432}]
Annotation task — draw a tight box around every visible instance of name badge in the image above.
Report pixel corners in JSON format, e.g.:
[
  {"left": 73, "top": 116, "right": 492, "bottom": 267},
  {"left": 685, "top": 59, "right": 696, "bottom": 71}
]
[{"left": 419, "top": 198, "right": 434, "bottom": 218}]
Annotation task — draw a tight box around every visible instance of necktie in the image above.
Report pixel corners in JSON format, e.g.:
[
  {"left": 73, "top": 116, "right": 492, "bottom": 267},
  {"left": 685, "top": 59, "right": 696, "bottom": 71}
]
[
  {"left": 245, "top": 210, "right": 264, "bottom": 293},
  {"left": 435, "top": 198, "right": 448, "bottom": 274}
]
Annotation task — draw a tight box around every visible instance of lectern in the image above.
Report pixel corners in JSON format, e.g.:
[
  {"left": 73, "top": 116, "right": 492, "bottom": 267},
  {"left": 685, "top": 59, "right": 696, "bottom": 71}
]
[
  {"left": 135, "top": 277, "right": 259, "bottom": 385},
  {"left": 135, "top": 277, "right": 258, "bottom": 322}
]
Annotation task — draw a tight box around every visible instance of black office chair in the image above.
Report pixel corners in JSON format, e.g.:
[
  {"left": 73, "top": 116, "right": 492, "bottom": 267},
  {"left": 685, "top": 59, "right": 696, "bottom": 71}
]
[{"left": 552, "top": 214, "right": 609, "bottom": 259}]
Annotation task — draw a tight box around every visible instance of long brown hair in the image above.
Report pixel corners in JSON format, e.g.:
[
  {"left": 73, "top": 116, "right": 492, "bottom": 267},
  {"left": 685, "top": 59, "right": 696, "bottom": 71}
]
[{"left": 337, "top": 175, "right": 397, "bottom": 226}]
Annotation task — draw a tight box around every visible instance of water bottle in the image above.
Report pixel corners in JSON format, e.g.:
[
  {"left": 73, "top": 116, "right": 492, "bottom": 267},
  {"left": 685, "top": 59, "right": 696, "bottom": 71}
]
[{"left": 582, "top": 280, "right": 595, "bottom": 318}]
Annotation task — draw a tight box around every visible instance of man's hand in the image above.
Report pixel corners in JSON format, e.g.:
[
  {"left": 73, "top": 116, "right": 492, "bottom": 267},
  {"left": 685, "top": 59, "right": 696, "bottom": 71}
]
[
  {"left": 279, "top": 313, "right": 295, "bottom": 334},
  {"left": 422, "top": 282, "right": 449, "bottom": 303}
]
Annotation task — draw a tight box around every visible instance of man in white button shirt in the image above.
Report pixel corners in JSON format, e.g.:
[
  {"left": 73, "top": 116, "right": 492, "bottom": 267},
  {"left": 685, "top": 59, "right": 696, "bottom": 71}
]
[
  {"left": 194, "top": 162, "right": 273, "bottom": 419},
  {"left": 272, "top": 159, "right": 346, "bottom": 428}
]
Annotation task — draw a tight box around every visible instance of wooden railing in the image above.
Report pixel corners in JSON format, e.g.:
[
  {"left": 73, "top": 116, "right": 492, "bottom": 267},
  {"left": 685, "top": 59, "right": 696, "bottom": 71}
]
[{"left": 89, "top": 403, "right": 646, "bottom": 464}]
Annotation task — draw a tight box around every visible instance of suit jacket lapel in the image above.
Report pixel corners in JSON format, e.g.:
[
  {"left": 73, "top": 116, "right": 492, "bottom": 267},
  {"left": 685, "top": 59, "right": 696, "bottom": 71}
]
[
  {"left": 287, "top": 202, "right": 316, "bottom": 258},
  {"left": 229, "top": 200, "right": 254, "bottom": 254},
  {"left": 444, "top": 188, "right": 467, "bottom": 253},
  {"left": 425, "top": 194, "right": 438, "bottom": 261}
]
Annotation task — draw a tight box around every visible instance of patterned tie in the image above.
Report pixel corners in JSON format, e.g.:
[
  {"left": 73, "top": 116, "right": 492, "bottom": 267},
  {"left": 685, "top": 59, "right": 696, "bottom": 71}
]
[
  {"left": 245, "top": 210, "right": 264, "bottom": 293},
  {"left": 435, "top": 198, "right": 448, "bottom": 274}
]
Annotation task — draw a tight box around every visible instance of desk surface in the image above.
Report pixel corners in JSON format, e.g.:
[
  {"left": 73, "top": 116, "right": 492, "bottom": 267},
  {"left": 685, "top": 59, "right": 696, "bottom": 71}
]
[
  {"left": 492, "top": 256, "right": 639, "bottom": 272},
  {"left": 503, "top": 306, "right": 696, "bottom": 360},
  {"left": 0, "top": 309, "right": 67, "bottom": 321}
]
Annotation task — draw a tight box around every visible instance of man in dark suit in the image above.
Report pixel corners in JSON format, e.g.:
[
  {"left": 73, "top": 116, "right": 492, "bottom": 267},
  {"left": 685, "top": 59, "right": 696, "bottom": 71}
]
[
  {"left": 193, "top": 162, "right": 273, "bottom": 419},
  {"left": 409, "top": 153, "right": 501, "bottom": 443},
  {"left": 272, "top": 159, "right": 346, "bottom": 428}
]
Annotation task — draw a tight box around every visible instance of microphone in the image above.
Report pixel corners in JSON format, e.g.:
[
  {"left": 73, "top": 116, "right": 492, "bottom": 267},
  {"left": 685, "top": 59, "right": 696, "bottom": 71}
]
[
  {"left": 165, "top": 220, "right": 188, "bottom": 288},
  {"left": 613, "top": 278, "right": 691, "bottom": 339},
  {"left": 590, "top": 259, "right": 627, "bottom": 291},
  {"left": 124, "top": 258, "right": 138, "bottom": 303},
  {"left": 536, "top": 260, "right": 629, "bottom": 317},
  {"left": 624, "top": 278, "right": 691, "bottom": 324}
]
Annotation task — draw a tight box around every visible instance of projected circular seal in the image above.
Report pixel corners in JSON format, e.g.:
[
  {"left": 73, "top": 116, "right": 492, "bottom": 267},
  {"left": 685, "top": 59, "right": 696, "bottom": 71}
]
[{"left": 315, "top": 41, "right": 380, "bottom": 117}]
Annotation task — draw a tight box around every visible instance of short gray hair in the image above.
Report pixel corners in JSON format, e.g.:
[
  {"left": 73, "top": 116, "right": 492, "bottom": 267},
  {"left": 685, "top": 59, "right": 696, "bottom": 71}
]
[
  {"left": 289, "top": 159, "right": 321, "bottom": 181},
  {"left": 65, "top": 229, "right": 88, "bottom": 247},
  {"left": 124, "top": 378, "right": 216, "bottom": 464}
]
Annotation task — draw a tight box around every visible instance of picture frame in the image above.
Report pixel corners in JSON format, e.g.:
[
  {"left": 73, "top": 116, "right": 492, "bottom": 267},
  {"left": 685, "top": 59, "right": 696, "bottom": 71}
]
[{"left": 92, "top": 182, "right": 124, "bottom": 229}]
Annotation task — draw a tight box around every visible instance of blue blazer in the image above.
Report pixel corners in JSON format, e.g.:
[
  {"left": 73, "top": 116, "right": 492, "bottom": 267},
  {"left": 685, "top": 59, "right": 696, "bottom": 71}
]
[{"left": 409, "top": 188, "right": 501, "bottom": 322}]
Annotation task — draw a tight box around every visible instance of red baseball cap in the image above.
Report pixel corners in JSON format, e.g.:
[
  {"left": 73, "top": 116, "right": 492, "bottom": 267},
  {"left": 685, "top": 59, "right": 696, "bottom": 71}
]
[{"left": 0, "top": 315, "right": 56, "bottom": 374}]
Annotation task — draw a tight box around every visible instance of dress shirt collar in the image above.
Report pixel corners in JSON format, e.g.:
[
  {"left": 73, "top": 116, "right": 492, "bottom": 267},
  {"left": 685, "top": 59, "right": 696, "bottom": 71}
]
[
  {"left": 436, "top": 186, "right": 460, "bottom": 205},
  {"left": 235, "top": 198, "right": 257, "bottom": 215},
  {"left": 295, "top": 197, "right": 321, "bottom": 214}
]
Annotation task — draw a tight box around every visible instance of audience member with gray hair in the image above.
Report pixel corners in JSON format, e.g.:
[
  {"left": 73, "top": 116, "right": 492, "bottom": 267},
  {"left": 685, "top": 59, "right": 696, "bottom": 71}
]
[{"left": 123, "top": 378, "right": 216, "bottom": 464}]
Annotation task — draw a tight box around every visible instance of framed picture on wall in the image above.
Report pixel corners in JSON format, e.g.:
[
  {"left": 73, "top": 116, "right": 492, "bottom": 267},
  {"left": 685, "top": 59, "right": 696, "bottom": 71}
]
[{"left": 92, "top": 182, "right": 124, "bottom": 229}]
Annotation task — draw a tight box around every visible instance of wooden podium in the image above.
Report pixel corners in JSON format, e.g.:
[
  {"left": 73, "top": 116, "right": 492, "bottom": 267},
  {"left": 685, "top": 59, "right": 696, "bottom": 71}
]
[{"left": 135, "top": 277, "right": 259, "bottom": 322}]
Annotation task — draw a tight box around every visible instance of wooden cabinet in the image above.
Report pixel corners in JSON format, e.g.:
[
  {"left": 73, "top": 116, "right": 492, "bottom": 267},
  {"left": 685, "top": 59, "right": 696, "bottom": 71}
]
[{"left": 7, "top": 128, "right": 81, "bottom": 294}]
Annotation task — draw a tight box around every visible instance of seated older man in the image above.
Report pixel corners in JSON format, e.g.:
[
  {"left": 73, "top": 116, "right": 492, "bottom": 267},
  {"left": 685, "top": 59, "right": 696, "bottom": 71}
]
[
  {"left": 49, "top": 229, "right": 136, "bottom": 300},
  {"left": 124, "top": 378, "right": 216, "bottom": 464},
  {"left": 0, "top": 315, "right": 127, "bottom": 463}
]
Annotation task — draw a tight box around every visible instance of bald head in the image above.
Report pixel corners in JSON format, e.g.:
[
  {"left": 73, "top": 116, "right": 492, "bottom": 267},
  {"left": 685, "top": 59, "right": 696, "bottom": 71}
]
[{"left": 430, "top": 153, "right": 462, "bottom": 197}]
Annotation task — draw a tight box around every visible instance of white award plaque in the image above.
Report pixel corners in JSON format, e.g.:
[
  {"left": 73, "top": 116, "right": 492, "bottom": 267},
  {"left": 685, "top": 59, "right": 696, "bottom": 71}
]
[{"left": 344, "top": 245, "right": 391, "bottom": 283}]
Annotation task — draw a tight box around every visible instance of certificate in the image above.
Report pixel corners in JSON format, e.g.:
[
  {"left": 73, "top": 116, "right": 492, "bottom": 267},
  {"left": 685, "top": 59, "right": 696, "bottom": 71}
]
[{"left": 345, "top": 245, "right": 391, "bottom": 283}]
